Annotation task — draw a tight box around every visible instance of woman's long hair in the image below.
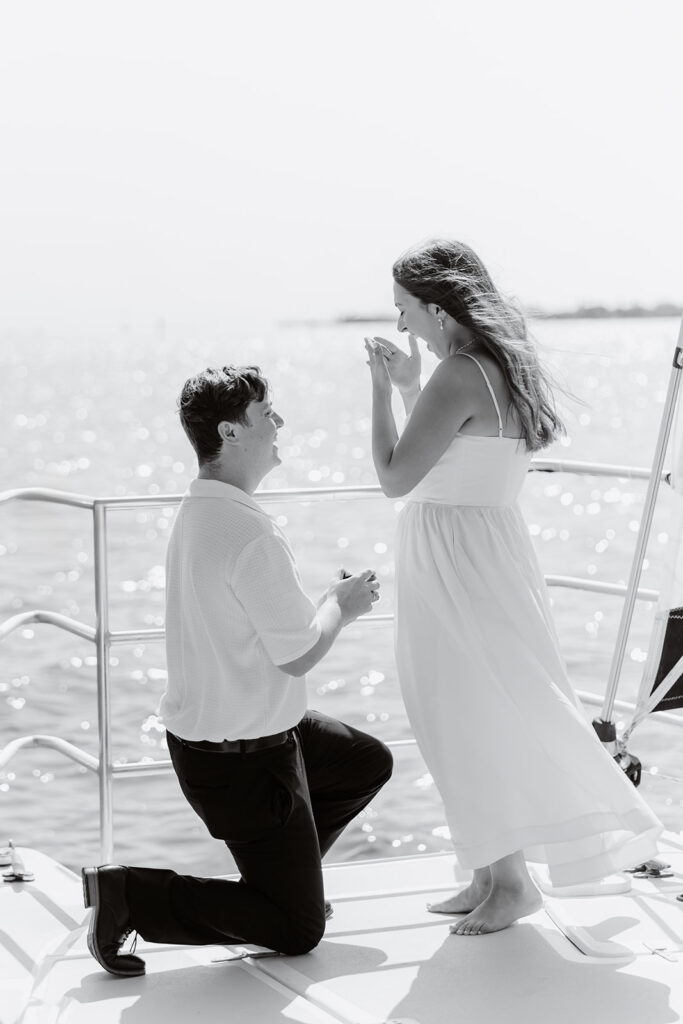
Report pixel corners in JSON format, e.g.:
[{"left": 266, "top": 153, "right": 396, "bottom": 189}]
[{"left": 393, "top": 239, "right": 565, "bottom": 452}]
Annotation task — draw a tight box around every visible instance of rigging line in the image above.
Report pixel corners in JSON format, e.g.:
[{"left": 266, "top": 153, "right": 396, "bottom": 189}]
[{"left": 642, "top": 768, "right": 683, "bottom": 785}]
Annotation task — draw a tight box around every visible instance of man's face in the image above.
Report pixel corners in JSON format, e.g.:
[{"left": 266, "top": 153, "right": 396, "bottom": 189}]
[{"left": 242, "top": 394, "right": 285, "bottom": 473}]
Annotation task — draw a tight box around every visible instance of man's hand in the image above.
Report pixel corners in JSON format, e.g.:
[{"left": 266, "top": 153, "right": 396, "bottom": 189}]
[
  {"left": 283, "top": 569, "right": 380, "bottom": 677},
  {"left": 325, "top": 568, "right": 380, "bottom": 624}
]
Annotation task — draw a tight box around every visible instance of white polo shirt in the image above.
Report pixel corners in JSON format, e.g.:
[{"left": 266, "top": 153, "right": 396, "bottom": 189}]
[{"left": 159, "top": 478, "right": 321, "bottom": 741}]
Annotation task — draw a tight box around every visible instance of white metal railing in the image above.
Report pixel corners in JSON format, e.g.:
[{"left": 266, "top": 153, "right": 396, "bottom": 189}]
[{"left": 0, "top": 456, "right": 678, "bottom": 860}]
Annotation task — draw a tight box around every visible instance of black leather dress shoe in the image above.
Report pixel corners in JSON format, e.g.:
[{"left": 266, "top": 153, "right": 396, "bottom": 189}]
[{"left": 82, "top": 865, "right": 146, "bottom": 977}]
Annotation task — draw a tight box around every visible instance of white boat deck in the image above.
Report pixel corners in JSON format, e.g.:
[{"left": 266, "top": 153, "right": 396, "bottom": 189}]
[{"left": 2, "top": 837, "right": 683, "bottom": 1024}]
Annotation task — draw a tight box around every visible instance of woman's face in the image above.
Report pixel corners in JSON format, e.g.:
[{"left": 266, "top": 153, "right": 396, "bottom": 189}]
[{"left": 393, "top": 281, "right": 448, "bottom": 357}]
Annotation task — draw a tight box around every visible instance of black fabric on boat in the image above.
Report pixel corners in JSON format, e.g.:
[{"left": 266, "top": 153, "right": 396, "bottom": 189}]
[{"left": 650, "top": 607, "right": 683, "bottom": 711}]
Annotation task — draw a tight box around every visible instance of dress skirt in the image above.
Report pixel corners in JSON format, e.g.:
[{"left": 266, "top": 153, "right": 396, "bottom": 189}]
[{"left": 394, "top": 499, "right": 662, "bottom": 886}]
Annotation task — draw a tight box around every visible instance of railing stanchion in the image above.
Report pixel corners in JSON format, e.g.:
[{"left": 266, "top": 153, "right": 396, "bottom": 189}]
[
  {"left": 93, "top": 502, "right": 114, "bottom": 862},
  {"left": 600, "top": 338, "right": 683, "bottom": 723},
  {"left": 2, "top": 459, "right": 681, "bottom": 858}
]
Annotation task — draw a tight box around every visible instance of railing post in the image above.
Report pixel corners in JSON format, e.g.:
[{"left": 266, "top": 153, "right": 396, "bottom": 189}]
[
  {"left": 93, "top": 502, "right": 114, "bottom": 862},
  {"left": 599, "top": 337, "right": 683, "bottom": 724}
]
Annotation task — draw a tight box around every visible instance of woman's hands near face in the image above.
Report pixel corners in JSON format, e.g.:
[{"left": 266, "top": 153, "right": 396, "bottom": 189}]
[
  {"left": 365, "top": 334, "right": 421, "bottom": 393},
  {"left": 364, "top": 336, "right": 393, "bottom": 396}
]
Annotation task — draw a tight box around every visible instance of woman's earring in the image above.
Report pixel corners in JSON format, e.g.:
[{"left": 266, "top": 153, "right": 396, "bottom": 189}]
[{"left": 438, "top": 317, "right": 445, "bottom": 331}]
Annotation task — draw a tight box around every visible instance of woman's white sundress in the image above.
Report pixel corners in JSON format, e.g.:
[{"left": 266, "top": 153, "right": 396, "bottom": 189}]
[{"left": 395, "top": 354, "right": 662, "bottom": 886}]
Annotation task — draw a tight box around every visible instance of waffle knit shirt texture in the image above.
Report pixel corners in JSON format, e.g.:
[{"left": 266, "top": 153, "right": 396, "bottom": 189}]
[{"left": 160, "top": 478, "right": 320, "bottom": 740}]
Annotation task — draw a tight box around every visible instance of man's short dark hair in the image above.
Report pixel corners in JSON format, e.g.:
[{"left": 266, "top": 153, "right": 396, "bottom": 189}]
[{"left": 178, "top": 365, "right": 269, "bottom": 465}]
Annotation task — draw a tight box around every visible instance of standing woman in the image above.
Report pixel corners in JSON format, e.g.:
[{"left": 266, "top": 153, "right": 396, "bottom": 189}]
[{"left": 365, "top": 238, "right": 661, "bottom": 936}]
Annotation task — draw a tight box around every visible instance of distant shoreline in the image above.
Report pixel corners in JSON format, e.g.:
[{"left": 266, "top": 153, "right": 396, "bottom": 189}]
[
  {"left": 279, "top": 305, "right": 682, "bottom": 328},
  {"left": 527, "top": 303, "right": 682, "bottom": 321},
  {"left": 337, "top": 304, "right": 683, "bottom": 324}
]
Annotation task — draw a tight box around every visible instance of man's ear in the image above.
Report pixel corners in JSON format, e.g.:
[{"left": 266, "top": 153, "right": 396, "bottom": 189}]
[{"left": 217, "top": 420, "right": 240, "bottom": 445}]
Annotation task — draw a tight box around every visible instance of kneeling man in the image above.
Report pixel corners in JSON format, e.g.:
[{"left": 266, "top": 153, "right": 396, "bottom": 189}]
[{"left": 82, "top": 364, "right": 392, "bottom": 976}]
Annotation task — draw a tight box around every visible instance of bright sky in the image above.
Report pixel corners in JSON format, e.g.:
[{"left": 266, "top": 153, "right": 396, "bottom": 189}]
[{"left": 1, "top": 0, "right": 682, "bottom": 337}]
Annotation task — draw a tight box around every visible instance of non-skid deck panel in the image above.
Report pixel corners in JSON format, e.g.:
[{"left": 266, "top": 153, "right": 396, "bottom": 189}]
[
  {"left": 22, "top": 947, "right": 344, "bottom": 1024},
  {"left": 545, "top": 876, "right": 683, "bottom": 959},
  {"left": 254, "top": 873, "right": 683, "bottom": 1024},
  {"left": 254, "top": 844, "right": 683, "bottom": 1024},
  {"left": 3, "top": 841, "right": 683, "bottom": 1024},
  {"left": 0, "top": 849, "right": 89, "bottom": 1024}
]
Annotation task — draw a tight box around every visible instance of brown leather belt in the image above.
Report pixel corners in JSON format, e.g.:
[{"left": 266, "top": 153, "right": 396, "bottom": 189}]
[{"left": 172, "top": 730, "right": 290, "bottom": 754}]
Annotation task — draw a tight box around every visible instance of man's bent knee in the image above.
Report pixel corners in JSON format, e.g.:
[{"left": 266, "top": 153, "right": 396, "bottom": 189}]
[
  {"left": 280, "top": 915, "right": 325, "bottom": 956},
  {"left": 371, "top": 740, "right": 393, "bottom": 788},
  {"left": 379, "top": 742, "right": 393, "bottom": 780}
]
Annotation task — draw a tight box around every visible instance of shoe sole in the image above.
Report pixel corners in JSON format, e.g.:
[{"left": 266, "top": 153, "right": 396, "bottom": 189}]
[
  {"left": 82, "top": 866, "right": 97, "bottom": 909},
  {"left": 82, "top": 867, "right": 105, "bottom": 967},
  {"left": 81, "top": 867, "right": 145, "bottom": 977}
]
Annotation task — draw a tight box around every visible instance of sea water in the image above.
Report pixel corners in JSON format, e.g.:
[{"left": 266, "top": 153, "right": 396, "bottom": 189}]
[{"left": 1, "top": 317, "right": 682, "bottom": 874}]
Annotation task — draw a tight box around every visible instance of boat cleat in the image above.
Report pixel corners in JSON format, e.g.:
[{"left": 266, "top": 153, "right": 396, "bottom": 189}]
[
  {"left": 1, "top": 840, "right": 35, "bottom": 883},
  {"left": 626, "top": 859, "right": 674, "bottom": 879}
]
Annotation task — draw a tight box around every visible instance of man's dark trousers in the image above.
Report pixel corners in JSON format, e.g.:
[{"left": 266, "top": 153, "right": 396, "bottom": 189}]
[{"left": 125, "top": 710, "right": 393, "bottom": 954}]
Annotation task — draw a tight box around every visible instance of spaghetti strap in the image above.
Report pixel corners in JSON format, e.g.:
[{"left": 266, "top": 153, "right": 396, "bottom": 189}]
[{"left": 459, "top": 352, "right": 504, "bottom": 437}]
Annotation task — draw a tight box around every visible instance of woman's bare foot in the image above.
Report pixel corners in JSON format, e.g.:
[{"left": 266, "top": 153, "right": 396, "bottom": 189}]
[
  {"left": 428, "top": 872, "right": 492, "bottom": 915},
  {"left": 449, "top": 881, "right": 542, "bottom": 935}
]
